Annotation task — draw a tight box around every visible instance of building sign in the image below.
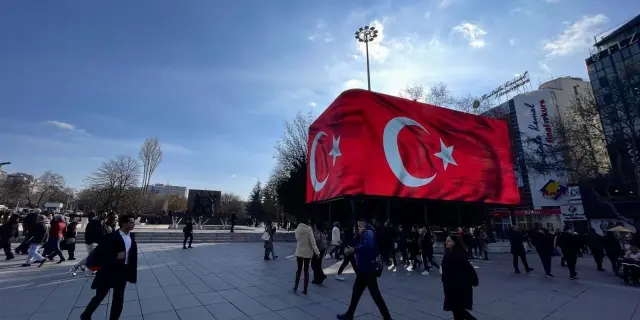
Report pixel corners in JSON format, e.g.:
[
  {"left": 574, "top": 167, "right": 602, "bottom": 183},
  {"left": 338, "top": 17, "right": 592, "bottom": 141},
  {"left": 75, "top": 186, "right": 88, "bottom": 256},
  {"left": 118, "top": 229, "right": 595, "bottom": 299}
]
[
  {"left": 592, "top": 32, "right": 639, "bottom": 61},
  {"left": 491, "top": 208, "right": 561, "bottom": 217},
  {"left": 560, "top": 204, "right": 586, "bottom": 222},
  {"left": 514, "top": 91, "right": 569, "bottom": 208},
  {"left": 567, "top": 186, "right": 581, "bottom": 202},
  {"left": 481, "top": 72, "right": 531, "bottom": 102},
  {"left": 540, "top": 179, "right": 568, "bottom": 201}
]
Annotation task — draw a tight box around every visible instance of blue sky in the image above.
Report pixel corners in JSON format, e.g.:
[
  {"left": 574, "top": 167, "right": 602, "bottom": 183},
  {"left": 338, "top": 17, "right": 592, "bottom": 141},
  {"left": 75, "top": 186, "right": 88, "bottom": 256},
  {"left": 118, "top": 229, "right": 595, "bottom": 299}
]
[{"left": 0, "top": 0, "right": 636, "bottom": 199}]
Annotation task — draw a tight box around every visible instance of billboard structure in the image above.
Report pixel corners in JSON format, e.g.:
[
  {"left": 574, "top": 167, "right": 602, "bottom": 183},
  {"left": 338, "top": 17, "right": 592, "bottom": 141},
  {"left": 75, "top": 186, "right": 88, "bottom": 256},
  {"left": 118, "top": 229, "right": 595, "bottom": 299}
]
[
  {"left": 512, "top": 91, "right": 569, "bottom": 208},
  {"left": 306, "top": 89, "right": 520, "bottom": 205},
  {"left": 480, "top": 72, "right": 531, "bottom": 104},
  {"left": 186, "top": 189, "right": 221, "bottom": 216}
]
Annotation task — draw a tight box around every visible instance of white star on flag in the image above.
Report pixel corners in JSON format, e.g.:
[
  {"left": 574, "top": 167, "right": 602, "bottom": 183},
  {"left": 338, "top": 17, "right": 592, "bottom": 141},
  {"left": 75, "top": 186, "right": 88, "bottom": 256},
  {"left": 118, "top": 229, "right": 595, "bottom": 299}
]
[
  {"left": 434, "top": 138, "right": 457, "bottom": 170},
  {"left": 328, "top": 135, "right": 342, "bottom": 166}
]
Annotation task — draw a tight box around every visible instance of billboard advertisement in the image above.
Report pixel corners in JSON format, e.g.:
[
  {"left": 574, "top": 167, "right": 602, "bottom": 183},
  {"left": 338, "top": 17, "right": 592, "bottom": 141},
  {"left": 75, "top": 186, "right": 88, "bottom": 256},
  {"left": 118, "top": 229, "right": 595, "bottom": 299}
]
[
  {"left": 306, "top": 89, "right": 520, "bottom": 204},
  {"left": 513, "top": 91, "right": 569, "bottom": 208}
]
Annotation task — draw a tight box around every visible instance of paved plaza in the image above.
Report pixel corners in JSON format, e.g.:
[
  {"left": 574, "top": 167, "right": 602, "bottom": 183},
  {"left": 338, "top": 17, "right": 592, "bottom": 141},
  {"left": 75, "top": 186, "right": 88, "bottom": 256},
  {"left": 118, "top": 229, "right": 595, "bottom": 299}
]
[{"left": 1, "top": 242, "right": 639, "bottom": 320}]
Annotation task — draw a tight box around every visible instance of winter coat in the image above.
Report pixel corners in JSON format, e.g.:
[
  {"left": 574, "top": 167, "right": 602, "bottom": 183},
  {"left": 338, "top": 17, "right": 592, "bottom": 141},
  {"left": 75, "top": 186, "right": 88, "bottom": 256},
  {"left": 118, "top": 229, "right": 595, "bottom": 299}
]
[
  {"left": 294, "top": 223, "right": 320, "bottom": 258},
  {"left": 50, "top": 220, "right": 66, "bottom": 239},
  {"left": 85, "top": 219, "right": 105, "bottom": 245},
  {"left": 314, "top": 230, "right": 327, "bottom": 251},
  {"left": 419, "top": 233, "right": 434, "bottom": 256},
  {"left": 264, "top": 225, "right": 275, "bottom": 249},
  {"left": 31, "top": 219, "right": 50, "bottom": 245},
  {"left": 509, "top": 230, "right": 526, "bottom": 255},
  {"left": 331, "top": 226, "right": 341, "bottom": 245},
  {"left": 441, "top": 250, "right": 478, "bottom": 312},
  {"left": 354, "top": 226, "right": 378, "bottom": 274}
]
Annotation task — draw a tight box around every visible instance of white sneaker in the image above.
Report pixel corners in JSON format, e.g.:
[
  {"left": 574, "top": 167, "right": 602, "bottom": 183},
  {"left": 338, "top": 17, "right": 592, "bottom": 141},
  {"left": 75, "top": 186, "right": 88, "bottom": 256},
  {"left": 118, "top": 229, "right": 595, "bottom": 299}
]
[
  {"left": 387, "top": 265, "right": 394, "bottom": 271},
  {"left": 407, "top": 266, "right": 414, "bottom": 272},
  {"left": 69, "top": 267, "right": 77, "bottom": 277},
  {"left": 335, "top": 275, "right": 345, "bottom": 281},
  {"left": 439, "top": 266, "right": 443, "bottom": 275},
  {"left": 392, "top": 267, "right": 397, "bottom": 273},
  {"left": 421, "top": 271, "right": 430, "bottom": 276}
]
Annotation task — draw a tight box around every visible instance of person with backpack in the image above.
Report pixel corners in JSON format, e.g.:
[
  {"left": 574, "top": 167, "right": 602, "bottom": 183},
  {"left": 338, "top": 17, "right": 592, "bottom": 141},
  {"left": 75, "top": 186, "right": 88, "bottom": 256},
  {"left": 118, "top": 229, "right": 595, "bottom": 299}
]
[{"left": 337, "top": 219, "right": 391, "bottom": 320}]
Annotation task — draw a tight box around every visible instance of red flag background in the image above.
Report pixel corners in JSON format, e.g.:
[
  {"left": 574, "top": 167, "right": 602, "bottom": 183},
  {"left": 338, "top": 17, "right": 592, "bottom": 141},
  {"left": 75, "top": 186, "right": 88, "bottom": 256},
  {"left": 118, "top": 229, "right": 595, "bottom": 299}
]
[{"left": 306, "top": 89, "right": 520, "bottom": 205}]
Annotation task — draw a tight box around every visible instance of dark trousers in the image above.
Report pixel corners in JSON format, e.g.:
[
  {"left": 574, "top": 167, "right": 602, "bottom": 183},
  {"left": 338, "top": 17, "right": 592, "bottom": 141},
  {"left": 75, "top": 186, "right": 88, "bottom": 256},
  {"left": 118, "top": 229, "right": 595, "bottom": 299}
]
[
  {"left": 329, "top": 245, "right": 341, "bottom": 259},
  {"left": 593, "top": 252, "right": 604, "bottom": 270},
  {"left": 421, "top": 253, "right": 439, "bottom": 271},
  {"left": 538, "top": 253, "right": 552, "bottom": 275},
  {"left": 564, "top": 254, "right": 577, "bottom": 278},
  {"left": 294, "top": 257, "right": 311, "bottom": 292},
  {"left": 409, "top": 248, "right": 420, "bottom": 268},
  {"left": 512, "top": 253, "right": 530, "bottom": 271},
  {"left": 345, "top": 272, "right": 391, "bottom": 320},
  {"left": 66, "top": 242, "right": 76, "bottom": 259},
  {"left": 338, "top": 255, "right": 357, "bottom": 275},
  {"left": 46, "top": 237, "right": 64, "bottom": 260},
  {"left": 607, "top": 254, "right": 620, "bottom": 274},
  {"left": 230, "top": 223, "right": 235, "bottom": 233},
  {"left": 183, "top": 233, "right": 193, "bottom": 248},
  {"left": 452, "top": 309, "right": 477, "bottom": 320},
  {"left": 82, "top": 280, "right": 126, "bottom": 320},
  {"left": 312, "top": 249, "right": 327, "bottom": 283},
  {"left": 1, "top": 241, "right": 14, "bottom": 259},
  {"left": 391, "top": 246, "right": 409, "bottom": 266}
]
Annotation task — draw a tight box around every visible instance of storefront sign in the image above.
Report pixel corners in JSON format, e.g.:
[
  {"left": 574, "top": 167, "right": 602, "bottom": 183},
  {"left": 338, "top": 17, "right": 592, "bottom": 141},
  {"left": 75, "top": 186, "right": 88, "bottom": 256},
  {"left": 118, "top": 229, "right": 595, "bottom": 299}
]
[
  {"left": 491, "top": 208, "right": 561, "bottom": 217},
  {"left": 567, "top": 186, "right": 581, "bottom": 202},
  {"left": 481, "top": 72, "right": 530, "bottom": 101},
  {"left": 560, "top": 204, "right": 586, "bottom": 222},
  {"left": 592, "top": 32, "right": 639, "bottom": 60}
]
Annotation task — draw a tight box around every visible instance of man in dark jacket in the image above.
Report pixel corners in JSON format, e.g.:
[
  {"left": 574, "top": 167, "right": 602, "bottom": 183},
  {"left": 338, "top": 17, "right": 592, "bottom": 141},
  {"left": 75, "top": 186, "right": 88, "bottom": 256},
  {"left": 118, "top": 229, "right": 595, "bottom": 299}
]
[
  {"left": 509, "top": 226, "right": 533, "bottom": 274},
  {"left": 337, "top": 219, "right": 391, "bottom": 320},
  {"left": 557, "top": 226, "right": 579, "bottom": 280},
  {"left": 532, "top": 228, "right": 555, "bottom": 278},
  {"left": 1, "top": 214, "right": 19, "bottom": 260},
  {"left": 81, "top": 213, "right": 138, "bottom": 320},
  {"left": 183, "top": 217, "right": 194, "bottom": 249},
  {"left": 21, "top": 214, "right": 49, "bottom": 267},
  {"left": 587, "top": 228, "right": 606, "bottom": 271},
  {"left": 71, "top": 212, "right": 105, "bottom": 276}
]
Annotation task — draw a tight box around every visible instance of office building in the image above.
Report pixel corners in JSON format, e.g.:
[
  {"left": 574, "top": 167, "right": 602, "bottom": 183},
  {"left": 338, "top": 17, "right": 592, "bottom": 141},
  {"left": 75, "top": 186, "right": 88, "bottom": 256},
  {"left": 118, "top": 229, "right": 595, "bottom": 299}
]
[{"left": 585, "top": 14, "right": 640, "bottom": 180}]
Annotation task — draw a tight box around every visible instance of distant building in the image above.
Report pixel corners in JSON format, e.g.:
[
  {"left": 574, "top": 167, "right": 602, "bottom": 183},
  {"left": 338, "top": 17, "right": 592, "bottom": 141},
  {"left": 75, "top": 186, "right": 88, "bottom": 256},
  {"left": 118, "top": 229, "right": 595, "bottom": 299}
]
[
  {"left": 0, "top": 170, "right": 6, "bottom": 185},
  {"left": 3, "top": 172, "right": 34, "bottom": 185},
  {"left": 148, "top": 183, "right": 187, "bottom": 198}
]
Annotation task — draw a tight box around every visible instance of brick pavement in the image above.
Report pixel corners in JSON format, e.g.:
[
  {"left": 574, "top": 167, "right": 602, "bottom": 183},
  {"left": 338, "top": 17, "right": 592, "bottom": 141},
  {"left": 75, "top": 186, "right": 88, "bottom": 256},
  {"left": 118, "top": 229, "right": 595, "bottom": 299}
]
[{"left": 0, "top": 243, "right": 639, "bottom": 320}]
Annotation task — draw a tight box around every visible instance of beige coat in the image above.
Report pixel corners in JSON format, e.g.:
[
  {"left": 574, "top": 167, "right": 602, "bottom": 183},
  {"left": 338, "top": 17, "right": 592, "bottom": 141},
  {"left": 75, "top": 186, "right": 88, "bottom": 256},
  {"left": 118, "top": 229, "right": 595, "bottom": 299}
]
[{"left": 294, "top": 223, "right": 320, "bottom": 258}]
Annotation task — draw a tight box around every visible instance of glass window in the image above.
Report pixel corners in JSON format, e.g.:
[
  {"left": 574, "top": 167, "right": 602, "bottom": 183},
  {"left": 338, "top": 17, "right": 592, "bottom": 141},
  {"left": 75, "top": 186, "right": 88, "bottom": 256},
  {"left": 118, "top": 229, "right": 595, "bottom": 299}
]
[
  {"left": 603, "top": 93, "right": 613, "bottom": 104},
  {"left": 613, "top": 51, "right": 623, "bottom": 62},
  {"left": 600, "top": 76, "right": 610, "bottom": 87},
  {"left": 603, "top": 57, "right": 612, "bottom": 67},
  {"left": 598, "top": 70, "right": 606, "bottom": 77},
  {"left": 622, "top": 48, "right": 631, "bottom": 58},
  {"left": 596, "top": 60, "right": 603, "bottom": 70},
  {"left": 631, "top": 43, "right": 640, "bottom": 55},
  {"left": 587, "top": 63, "right": 596, "bottom": 74},
  {"left": 592, "top": 79, "right": 601, "bottom": 90},
  {"left": 605, "top": 66, "right": 615, "bottom": 74}
]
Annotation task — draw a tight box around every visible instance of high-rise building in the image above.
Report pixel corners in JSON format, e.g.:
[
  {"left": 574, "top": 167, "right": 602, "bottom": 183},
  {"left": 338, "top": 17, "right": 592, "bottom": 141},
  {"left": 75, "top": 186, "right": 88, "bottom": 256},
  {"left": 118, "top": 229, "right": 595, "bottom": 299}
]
[{"left": 585, "top": 14, "right": 640, "bottom": 180}]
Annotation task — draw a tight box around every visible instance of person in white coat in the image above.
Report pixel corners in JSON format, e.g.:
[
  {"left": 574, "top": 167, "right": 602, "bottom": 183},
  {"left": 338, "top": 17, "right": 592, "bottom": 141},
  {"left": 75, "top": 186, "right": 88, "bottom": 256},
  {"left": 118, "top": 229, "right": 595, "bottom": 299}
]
[
  {"left": 294, "top": 222, "right": 320, "bottom": 294},
  {"left": 330, "top": 222, "right": 342, "bottom": 260}
]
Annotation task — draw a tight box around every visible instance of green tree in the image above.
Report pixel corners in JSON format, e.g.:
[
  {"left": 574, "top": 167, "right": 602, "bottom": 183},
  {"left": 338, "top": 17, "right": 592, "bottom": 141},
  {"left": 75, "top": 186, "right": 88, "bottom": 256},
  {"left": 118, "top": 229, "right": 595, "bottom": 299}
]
[{"left": 246, "top": 181, "right": 264, "bottom": 221}]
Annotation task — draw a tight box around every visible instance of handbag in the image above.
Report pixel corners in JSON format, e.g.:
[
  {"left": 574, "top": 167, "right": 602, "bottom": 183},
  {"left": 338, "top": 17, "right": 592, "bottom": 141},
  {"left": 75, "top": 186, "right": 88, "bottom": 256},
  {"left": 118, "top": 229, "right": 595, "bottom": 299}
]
[
  {"left": 261, "top": 232, "right": 270, "bottom": 241},
  {"left": 66, "top": 238, "right": 76, "bottom": 244}
]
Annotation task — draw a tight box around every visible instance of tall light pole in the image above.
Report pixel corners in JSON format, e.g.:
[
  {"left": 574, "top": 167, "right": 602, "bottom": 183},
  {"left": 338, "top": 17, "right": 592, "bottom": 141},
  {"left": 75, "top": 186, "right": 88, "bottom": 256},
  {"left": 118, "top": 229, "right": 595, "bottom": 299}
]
[{"left": 355, "top": 25, "right": 379, "bottom": 91}]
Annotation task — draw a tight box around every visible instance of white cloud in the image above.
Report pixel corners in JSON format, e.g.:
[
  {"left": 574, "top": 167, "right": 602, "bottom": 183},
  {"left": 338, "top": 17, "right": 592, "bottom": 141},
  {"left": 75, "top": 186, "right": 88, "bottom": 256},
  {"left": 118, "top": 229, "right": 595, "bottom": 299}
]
[
  {"left": 452, "top": 22, "right": 487, "bottom": 48},
  {"left": 439, "top": 0, "right": 454, "bottom": 8},
  {"left": 509, "top": 39, "right": 517, "bottom": 46},
  {"left": 543, "top": 14, "right": 608, "bottom": 57},
  {"left": 539, "top": 61, "right": 552, "bottom": 74},
  {"left": 424, "top": 11, "right": 432, "bottom": 19},
  {"left": 309, "top": 102, "right": 317, "bottom": 108},
  {"left": 543, "top": 0, "right": 560, "bottom": 3},
  {"left": 45, "top": 120, "right": 78, "bottom": 131},
  {"left": 231, "top": 174, "right": 237, "bottom": 178},
  {"left": 309, "top": 19, "right": 334, "bottom": 43},
  {"left": 161, "top": 143, "right": 193, "bottom": 154},
  {"left": 356, "top": 20, "right": 389, "bottom": 61},
  {"left": 343, "top": 79, "right": 366, "bottom": 90}
]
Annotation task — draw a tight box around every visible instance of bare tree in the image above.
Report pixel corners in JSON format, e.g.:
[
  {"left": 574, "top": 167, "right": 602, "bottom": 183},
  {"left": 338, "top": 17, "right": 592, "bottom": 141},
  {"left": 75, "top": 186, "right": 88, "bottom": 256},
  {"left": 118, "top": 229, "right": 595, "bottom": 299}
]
[
  {"left": 274, "top": 111, "right": 313, "bottom": 173},
  {"left": 220, "top": 192, "right": 245, "bottom": 215},
  {"left": 85, "top": 155, "right": 141, "bottom": 212},
  {"left": 25, "top": 171, "right": 66, "bottom": 207},
  {"left": 166, "top": 195, "right": 187, "bottom": 212},
  {"left": 399, "top": 84, "right": 425, "bottom": 102},
  {"left": 139, "top": 137, "right": 163, "bottom": 208}
]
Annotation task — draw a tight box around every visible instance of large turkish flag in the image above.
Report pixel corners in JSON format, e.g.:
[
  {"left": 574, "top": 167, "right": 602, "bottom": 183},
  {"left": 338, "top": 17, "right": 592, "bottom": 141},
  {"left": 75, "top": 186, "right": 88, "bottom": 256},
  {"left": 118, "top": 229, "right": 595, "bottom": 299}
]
[{"left": 306, "top": 89, "right": 520, "bottom": 204}]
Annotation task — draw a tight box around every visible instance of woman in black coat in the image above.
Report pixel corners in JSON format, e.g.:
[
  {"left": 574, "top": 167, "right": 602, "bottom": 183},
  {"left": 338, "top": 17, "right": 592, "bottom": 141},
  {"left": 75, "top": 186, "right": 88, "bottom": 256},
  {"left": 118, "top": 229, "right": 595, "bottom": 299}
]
[{"left": 442, "top": 235, "right": 478, "bottom": 320}]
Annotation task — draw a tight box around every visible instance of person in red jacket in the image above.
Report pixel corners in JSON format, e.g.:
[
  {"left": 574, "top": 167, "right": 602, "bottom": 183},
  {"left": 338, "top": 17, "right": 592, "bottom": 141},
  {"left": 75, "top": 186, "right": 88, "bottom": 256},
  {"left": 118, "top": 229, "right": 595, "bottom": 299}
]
[{"left": 40, "top": 214, "right": 67, "bottom": 266}]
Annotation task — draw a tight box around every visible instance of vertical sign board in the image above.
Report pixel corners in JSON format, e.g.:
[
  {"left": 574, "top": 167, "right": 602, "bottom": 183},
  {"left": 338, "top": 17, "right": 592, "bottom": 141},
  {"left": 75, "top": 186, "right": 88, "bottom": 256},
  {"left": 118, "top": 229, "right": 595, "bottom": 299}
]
[{"left": 513, "top": 91, "right": 570, "bottom": 208}]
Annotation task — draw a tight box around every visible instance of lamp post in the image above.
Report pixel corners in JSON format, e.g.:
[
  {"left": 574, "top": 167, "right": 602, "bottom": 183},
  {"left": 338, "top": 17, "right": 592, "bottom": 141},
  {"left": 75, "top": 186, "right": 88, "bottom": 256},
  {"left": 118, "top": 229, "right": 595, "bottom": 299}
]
[{"left": 355, "top": 25, "right": 379, "bottom": 91}]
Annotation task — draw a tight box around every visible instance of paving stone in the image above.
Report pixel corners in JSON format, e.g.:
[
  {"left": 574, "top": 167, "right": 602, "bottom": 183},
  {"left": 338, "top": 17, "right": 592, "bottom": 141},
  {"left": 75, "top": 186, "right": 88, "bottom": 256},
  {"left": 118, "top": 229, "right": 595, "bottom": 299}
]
[{"left": 2, "top": 243, "right": 639, "bottom": 320}]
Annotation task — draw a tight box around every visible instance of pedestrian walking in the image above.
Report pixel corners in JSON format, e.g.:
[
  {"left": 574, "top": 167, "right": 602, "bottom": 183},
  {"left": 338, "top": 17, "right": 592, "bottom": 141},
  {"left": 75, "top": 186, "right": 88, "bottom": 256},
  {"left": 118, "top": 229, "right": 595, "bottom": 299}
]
[
  {"left": 329, "top": 222, "right": 342, "bottom": 259},
  {"left": 70, "top": 212, "right": 105, "bottom": 276},
  {"left": 293, "top": 221, "right": 320, "bottom": 294},
  {"left": 81, "top": 213, "right": 138, "bottom": 320},
  {"left": 312, "top": 221, "right": 327, "bottom": 284},
  {"left": 337, "top": 219, "right": 391, "bottom": 320},
  {"left": 509, "top": 226, "right": 533, "bottom": 274},
  {"left": 532, "top": 228, "right": 555, "bottom": 278},
  {"left": 263, "top": 221, "right": 277, "bottom": 260},
  {"left": 442, "top": 235, "right": 479, "bottom": 320},
  {"left": 65, "top": 217, "right": 79, "bottom": 260},
  {"left": 183, "top": 217, "right": 194, "bottom": 249},
  {"left": 556, "top": 226, "right": 579, "bottom": 280},
  {"left": 587, "top": 228, "right": 606, "bottom": 272},
  {"left": 335, "top": 225, "right": 359, "bottom": 281},
  {"left": 1, "top": 214, "right": 19, "bottom": 260},
  {"left": 21, "top": 214, "right": 49, "bottom": 267}
]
